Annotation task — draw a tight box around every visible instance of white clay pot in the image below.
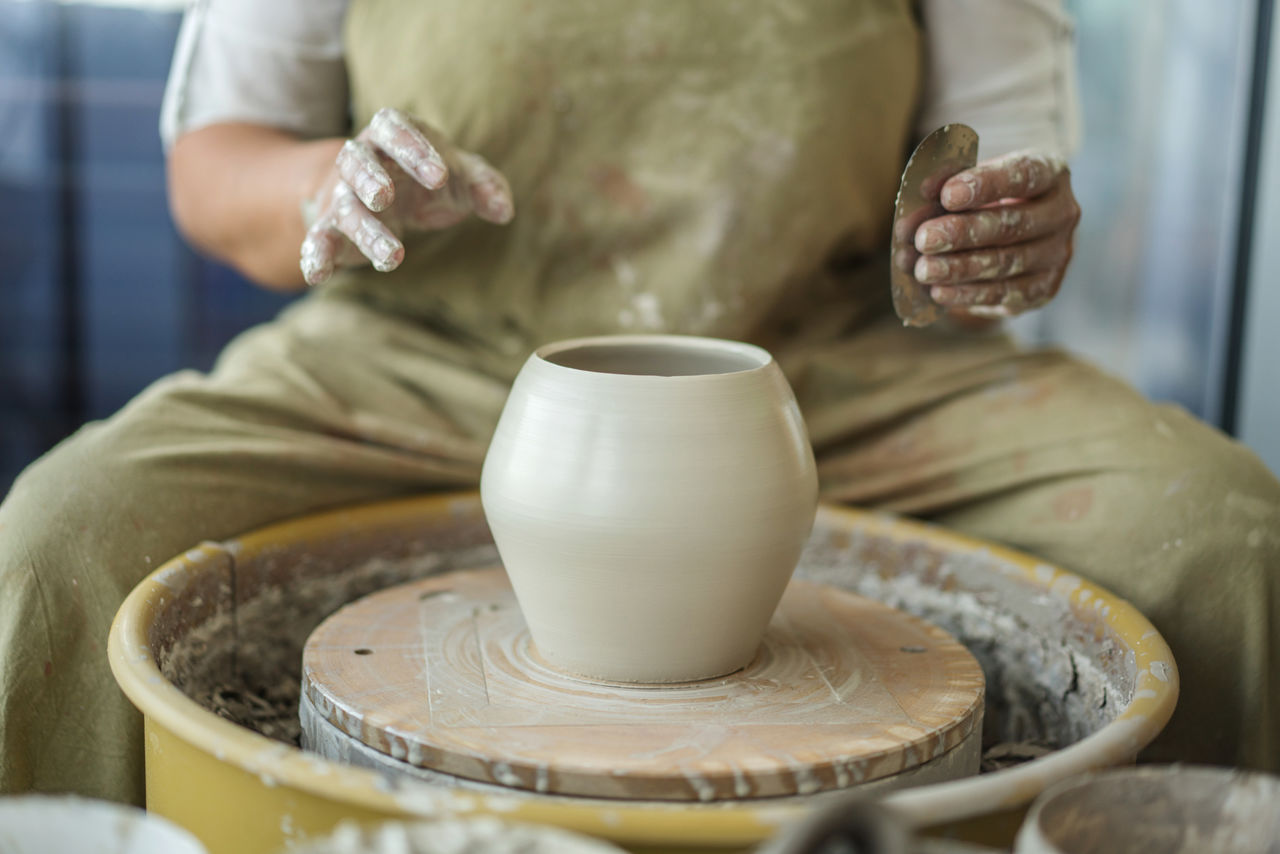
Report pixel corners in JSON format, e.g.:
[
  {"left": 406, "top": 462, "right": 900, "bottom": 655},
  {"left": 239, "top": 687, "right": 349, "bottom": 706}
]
[{"left": 481, "top": 334, "right": 818, "bottom": 683}]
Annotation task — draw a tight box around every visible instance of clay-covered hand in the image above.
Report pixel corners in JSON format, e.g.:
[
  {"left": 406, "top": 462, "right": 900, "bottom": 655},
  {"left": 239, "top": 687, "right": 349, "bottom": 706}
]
[
  {"left": 908, "top": 150, "right": 1080, "bottom": 317},
  {"left": 300, "top": 108, "right": 514, "bottom": 286}
]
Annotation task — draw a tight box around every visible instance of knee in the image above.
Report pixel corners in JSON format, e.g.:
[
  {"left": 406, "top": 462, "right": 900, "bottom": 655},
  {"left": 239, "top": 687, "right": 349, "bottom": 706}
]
[
  {"left": 948, "top": 402, "right": 1279, "bottom": 670},
  {"left": 0, "top": 426, "right": 149, "bottom": 799},
  {"left": 1111, "top": 412, "right": 1280, "bottom": 767},
  {"left": 1060, "top": 407, "right": 1280, "bottom": 616},
  {"left": 1126, "top": 408, "right": 1280, "bottom": 570},
  {"left": 2, "top": 419, "right": 160, "bottom": 604}
]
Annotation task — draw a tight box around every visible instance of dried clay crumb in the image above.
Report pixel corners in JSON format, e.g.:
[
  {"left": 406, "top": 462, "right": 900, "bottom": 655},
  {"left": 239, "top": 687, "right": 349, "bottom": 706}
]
[{"left": 160, "top": 549, "right": 487, "bottom": 745}]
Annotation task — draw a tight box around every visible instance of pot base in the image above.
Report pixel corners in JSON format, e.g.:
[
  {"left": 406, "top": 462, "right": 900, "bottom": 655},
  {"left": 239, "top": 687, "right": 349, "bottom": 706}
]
[
  {"left": 525, "top": 642, "right": 750, "bottom": 688},
  {"left": 301, "top": 568, "right": 985, "bottom": 801}
]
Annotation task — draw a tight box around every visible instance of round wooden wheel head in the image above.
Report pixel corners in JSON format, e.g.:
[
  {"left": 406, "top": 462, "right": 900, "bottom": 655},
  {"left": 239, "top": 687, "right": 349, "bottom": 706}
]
[{"left": 302, "top": 568, "right": 984, "bottom": 801}]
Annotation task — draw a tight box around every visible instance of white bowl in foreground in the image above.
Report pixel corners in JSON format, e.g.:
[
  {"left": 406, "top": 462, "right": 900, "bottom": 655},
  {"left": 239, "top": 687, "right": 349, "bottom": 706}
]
[{"left": 0, "top": 796, "right": 208, "bottom": 854}]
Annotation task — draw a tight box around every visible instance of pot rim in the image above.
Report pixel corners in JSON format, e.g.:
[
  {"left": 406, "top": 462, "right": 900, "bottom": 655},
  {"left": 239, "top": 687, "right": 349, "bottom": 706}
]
[
  {"left": 107, "top": 493, "right": 1180, "bottom": 847},
  {"left": 532, "top": 334, "right": 773, "bottom": 379}
]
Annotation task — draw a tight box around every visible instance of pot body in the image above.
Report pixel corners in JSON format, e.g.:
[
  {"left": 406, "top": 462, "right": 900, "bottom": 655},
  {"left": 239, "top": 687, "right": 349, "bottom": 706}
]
[{"left": 480, "top": 335, "right": 819, "bottom": 683}]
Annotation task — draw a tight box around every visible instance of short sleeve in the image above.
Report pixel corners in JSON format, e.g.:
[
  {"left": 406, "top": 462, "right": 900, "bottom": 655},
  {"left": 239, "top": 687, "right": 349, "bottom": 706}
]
[
  {"left": 915, "top": 0, "right": 1082, "bottom": 159},
  {"left": 160, "top": 0, "right": 351, "bottom": 149}
]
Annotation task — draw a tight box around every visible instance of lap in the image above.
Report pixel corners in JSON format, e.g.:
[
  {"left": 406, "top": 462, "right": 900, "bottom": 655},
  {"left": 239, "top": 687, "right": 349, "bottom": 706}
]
[
  {"left": 790, "top": 317, "right": 1280, "bottom": 769},
  {"left": 0, "top": 296, "right": 508, "bottom": 801}
]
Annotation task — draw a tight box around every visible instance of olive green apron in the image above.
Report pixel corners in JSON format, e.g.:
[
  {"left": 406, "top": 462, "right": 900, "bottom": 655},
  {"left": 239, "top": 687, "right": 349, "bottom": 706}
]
[
  {"left": 325, "top": 0, "right": 919, "bottom": 357},
  {"left": 1, "top": 0, "right": 1276, "bottom": 809}
]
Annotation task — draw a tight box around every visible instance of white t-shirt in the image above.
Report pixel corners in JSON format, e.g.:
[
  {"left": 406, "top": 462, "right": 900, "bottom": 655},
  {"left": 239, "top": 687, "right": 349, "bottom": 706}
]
[{"left": 160, "top": 0, "right": 1081, "bottom": 160}]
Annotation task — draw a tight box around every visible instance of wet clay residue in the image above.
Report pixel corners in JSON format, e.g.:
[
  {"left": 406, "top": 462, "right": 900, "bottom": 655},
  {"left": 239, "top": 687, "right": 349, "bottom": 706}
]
[
  {"left": 158, "top": 507, "right": 1132, "bottom": 782},
  {"left": 160, "top": 545, "right": 498, "bottom": 746},
  {"left": 796, "top": 525, "right": 1128, "bottom": 753}
]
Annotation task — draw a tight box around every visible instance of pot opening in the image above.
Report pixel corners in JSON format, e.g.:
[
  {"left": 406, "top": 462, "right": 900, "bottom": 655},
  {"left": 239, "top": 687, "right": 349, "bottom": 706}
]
[{"left": 543, "top": 339, "right": 767, "bottom": 377}]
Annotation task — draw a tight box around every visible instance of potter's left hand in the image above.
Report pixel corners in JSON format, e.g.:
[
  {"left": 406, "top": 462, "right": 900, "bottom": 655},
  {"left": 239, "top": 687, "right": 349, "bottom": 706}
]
[{"left": 908, "top": 150, "right": 1080, "bottom": 317}]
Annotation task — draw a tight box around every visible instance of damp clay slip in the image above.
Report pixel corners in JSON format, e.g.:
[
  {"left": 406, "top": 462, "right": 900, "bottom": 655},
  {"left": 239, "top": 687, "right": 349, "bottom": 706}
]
[
  {"left": 480, "top": 335, "right": 819, "bottom": 684},
  {"left": 300, "top": 568, "right": 985, "bottom": 801}
]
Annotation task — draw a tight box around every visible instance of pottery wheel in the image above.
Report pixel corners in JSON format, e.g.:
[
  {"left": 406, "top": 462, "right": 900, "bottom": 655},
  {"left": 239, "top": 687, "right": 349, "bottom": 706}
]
[{"left": 301, "top": 568, "right": 984, "bottom": 801}]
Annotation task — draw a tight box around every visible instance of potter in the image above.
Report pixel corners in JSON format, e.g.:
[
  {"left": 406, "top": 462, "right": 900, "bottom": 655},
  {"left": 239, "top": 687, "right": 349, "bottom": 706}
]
[{"left": 480, "top": 334, "right": 818, "bottom": 683}]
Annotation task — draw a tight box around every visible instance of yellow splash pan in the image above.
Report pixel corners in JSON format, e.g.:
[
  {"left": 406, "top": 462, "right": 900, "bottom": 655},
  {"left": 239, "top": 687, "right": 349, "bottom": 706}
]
[{"left": 109, "top": 493, "right": 1177, "bottom": 854}]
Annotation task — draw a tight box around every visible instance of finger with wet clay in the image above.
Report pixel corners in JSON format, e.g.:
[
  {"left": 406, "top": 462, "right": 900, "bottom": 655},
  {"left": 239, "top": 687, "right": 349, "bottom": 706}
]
[
  {"left": 893, "top": 245, "right": 918, "bottom": 276},
  {"left": 931, "top": 270, "right": 1062, "bottom": 315},
  {"left": 364, "top": 108, "right": 449, "bottom": 190},
  {"left": 336, "top": 139, "right": 395, "bottom": 212},
  {"left": 892, "top": 204, "right": 933, "bottom": 277},
  {"left": 455, "top": 151, "right": 515, "bottom": 224},
  {"left": 398, "top": 175, "right": 476, "bottom": 230},
  {"left": 915, "top": 183, "right": 1077, "bottom": 254},
  {"left": 893, "top": 202, "right": 936, "bottom": 247},
  {"left": 915, "top": 235, "right": 1069, "bottom": 285},
  {"left": 941, "top": 150, "right": 1067, "bottom": 211},
  {"left": 300, "top": 224, "right": 344, "bottom": 286},
  {"left": 330, "top": 184, "right": 405, "bottom": 272},
  {"left": 409, "top": 198, "right": 472, "bottom": 230}
]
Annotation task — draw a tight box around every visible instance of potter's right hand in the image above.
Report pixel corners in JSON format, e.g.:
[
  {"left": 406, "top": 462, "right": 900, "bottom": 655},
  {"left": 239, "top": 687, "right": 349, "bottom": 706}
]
[{"left": 300, "top": 108, "right": 514, "bottom": 286}]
